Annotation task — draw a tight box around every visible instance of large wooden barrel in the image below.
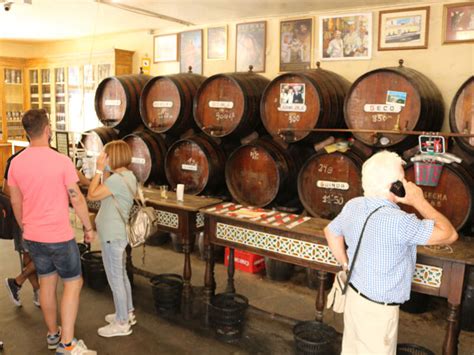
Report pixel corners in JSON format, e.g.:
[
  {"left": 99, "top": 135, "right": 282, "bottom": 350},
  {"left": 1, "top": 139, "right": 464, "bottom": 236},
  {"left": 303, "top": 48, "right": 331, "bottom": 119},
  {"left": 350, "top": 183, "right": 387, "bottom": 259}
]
[
  {"left": 225, "top": 137, "right": 309, "bottom": 207},
  {"left": 81, "top": 127, "right": 119, "bottom": 157},
  {"left": 449, "top": 76, "right": 474, "bottom": 154},
  {"left": 344, "top": 60, "right": 444, "bottom": 151},
  {"left": 297, "top": 149, "right": 368, "bottom": 219},
  {"left": 403, "top": 162, "right": 474, "bottom": 232},
  {"left": 95, "top": 74, "right": 152, "bottom": 133},
  {"left": 139, "top": 73, "right": 206, "bottom": 136},
  {"left": 165, "top": 134, "right": 229, "bottom": 196},
  {"left": 193, "top": 71, "right": 270, "bottom": 139},
  {"left": 123, "top": 131, "right": 170, "bottom": 185},
  {"left": 260, "top": 65, "right": 351, "bottom": 143}
]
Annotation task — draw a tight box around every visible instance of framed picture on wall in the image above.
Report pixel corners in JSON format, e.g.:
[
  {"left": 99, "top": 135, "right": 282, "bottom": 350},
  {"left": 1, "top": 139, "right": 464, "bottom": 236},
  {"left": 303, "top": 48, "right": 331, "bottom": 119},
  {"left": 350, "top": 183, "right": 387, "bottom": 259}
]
[
  {"left": 207, "top": 26, "right": 227, "bottom": 60},
  {"left": 180, "top": 30, "right": 203, "bottom": 74},
  {"left": 153, "top": 33, "right": 178, "bottom": 63},
  {"left": 443, "top": 2, "right": 474, "bottom": 44},
  {"left": 378, "top": 7, "right": 430, "bottom": 50},
  {"left": 280, "top": 18, "right": 313, "bottom": 71},
  {"left": 236, "top": 21, "right": 266, "bottom": 73},
  {"left": 319, "top": 13, "right": 372, "bottom": 60}
]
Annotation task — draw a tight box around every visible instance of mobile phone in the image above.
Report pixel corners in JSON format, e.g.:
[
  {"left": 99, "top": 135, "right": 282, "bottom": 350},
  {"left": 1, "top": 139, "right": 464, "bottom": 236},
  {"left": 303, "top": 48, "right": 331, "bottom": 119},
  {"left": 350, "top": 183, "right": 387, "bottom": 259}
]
[{"left": 390, "top": 180, "right": 406, "bottom": 198}]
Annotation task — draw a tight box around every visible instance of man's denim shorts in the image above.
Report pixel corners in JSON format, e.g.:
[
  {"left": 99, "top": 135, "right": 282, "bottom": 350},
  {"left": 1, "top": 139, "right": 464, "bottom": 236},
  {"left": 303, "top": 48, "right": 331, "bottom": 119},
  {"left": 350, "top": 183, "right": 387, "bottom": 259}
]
[{"left": 24, "top": 238, "right": 82, "bottom": 281}]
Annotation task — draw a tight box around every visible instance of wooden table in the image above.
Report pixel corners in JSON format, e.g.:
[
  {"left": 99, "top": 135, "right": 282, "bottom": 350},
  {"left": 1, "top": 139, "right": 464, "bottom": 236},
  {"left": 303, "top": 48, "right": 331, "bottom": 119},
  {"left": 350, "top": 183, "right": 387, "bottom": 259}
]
[
  {"left": 138, "top": 188, "right": 221, "bottom": 300},
  {"left": 201, "top": 204, "right": 474, "bottom": 355},
  {"left": 86, "top": 187, "right": 221, "bottom": 302}
]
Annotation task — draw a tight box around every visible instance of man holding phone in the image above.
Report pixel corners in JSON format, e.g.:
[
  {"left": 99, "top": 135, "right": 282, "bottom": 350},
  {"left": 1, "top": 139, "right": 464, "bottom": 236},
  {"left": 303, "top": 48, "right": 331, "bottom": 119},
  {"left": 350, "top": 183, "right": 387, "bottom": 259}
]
[{"left": 324, "top": 150, "right": 458, "bottom": 355}]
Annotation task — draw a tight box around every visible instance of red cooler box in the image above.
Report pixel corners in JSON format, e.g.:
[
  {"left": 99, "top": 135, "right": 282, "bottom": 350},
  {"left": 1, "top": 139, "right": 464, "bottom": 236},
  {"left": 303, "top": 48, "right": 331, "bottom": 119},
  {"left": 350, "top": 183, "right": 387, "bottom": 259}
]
[{"left": 224, "top": 248, "right": 265, "bottom": 273}]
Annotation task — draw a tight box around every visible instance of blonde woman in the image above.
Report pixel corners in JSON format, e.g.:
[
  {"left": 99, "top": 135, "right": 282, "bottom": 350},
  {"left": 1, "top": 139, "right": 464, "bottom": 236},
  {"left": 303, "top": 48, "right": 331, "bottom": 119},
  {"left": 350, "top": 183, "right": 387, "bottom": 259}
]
[{"left": 87, "top": 140, "right": 137, "bottom": 337}]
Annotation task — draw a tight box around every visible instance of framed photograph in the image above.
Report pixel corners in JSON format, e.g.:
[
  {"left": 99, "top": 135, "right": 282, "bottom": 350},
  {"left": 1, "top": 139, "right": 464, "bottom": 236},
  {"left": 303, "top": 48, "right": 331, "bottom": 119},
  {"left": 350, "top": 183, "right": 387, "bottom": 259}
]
[
  {"left": 153, "top": 34, "right": 178, "bottom": 63},
  {"left": 236, "top": 21, "right": 266, "bottom": 73},
  {"left": 378, "top": 7, "right": 430, "bottom": 50},
  {"left": 180, "top": 30, "right": 203, "bottom": 74},
  {"left": 443, "top": 2, "right": 474, "bottom": 44},
  {"left": 55, "top": 131, "right": 70, "bottom": 158},
  {"left": 319, "top": 13, "right": 372, "bottom": 60},
  {"left": 207, "top": 26, "right": 227, "bottom": 60},
  {"left": 280, "top": 18, "right": 313, "bottom": 71}
]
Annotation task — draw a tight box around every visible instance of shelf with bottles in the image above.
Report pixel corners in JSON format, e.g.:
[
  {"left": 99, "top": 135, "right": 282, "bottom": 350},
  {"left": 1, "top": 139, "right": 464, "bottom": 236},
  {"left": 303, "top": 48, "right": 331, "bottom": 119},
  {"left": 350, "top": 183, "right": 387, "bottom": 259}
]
[{"left": 4, "top": 69, "right": 23, "bottom": 85}]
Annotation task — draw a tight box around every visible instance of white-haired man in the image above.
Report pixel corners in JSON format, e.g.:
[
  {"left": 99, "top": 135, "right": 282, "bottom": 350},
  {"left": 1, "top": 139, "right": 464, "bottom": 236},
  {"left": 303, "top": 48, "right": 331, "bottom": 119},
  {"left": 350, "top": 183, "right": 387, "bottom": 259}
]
[{"left": 324, "top": 150, "right": 457, "bottom": 355}]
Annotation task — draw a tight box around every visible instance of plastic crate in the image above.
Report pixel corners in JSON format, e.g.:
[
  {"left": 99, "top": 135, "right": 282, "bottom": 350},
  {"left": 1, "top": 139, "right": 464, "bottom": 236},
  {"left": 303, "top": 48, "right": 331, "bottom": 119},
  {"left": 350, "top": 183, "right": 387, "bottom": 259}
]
[{"left": 224, "top": 248, "right": 265, "bottom": 273}]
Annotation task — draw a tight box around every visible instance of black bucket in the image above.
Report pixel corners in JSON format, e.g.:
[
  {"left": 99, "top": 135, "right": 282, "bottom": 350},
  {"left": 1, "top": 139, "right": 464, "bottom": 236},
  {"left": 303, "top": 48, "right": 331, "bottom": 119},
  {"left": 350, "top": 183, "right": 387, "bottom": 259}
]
[
  {"left": 77, "top": 242, "right": 90, "bottom": 256},
  {"left": 265, "top": 257, "right": 294, "bottom": 281},
  {"left": 396, "top": 344, "right": 435, "bottom": 355},
  {"left": 150, "top": 273, "right": 183, "bottom": 315},
  {"left": 210, "top": 293, "right": 249, "bottom": 341},
  {"left": 81, "top": 251, "right": 107, "bottom": 291},
  {"left": 293, "top": 321, "right": 337, "bottom": 355}
]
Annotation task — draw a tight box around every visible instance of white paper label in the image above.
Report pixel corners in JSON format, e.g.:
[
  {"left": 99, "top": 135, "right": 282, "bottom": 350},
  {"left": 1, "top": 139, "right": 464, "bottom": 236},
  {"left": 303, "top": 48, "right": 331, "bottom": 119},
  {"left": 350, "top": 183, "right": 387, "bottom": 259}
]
[
  {"left": 363, "top": 104, "right": 402, "bottom": 113},
  {"left": 278, "top": 104, "right": 307, "bottom": 112},
  {"left": 181, "top": 164, "right": 198, "bottom": 171},
  {"left": 105, "top": 99, "right": 121, "bottom": 106},
  {"left": 131, "top": 157, "right": 146, "bottom": 165},
  {"left": 209, "top": 101, "right": 234, "bottom": 109},
  {"left": 316, "top": 180, "right": 349, "bottom": 190},
  {"left": 153, "top": 101, "right": 173, "bottom": 108}
]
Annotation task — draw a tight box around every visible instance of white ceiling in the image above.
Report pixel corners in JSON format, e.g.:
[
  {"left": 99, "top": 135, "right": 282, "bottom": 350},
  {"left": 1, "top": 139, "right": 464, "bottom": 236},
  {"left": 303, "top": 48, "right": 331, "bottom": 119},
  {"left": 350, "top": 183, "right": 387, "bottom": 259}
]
[{"left": 0, "top": 0, "right": 430, "bottom": 41}]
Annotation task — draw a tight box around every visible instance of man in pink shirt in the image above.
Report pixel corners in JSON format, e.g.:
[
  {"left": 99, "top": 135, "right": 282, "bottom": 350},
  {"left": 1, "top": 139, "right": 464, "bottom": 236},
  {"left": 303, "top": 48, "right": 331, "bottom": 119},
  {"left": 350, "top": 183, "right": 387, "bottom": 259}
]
[{"left": 8, "top": 109, "right": 96, "bottom": 355}]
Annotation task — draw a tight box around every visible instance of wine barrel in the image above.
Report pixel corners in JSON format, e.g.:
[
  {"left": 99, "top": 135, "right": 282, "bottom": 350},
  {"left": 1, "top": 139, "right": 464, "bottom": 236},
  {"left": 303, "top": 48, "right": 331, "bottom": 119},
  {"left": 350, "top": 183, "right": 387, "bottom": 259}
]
[
  {"left": 260, "top": 65, "right": 351, "bottom": 143},
  {"left": 81, "top": 127, "right": 119, "bottom": 157},
  {"left": 449, "top": 76, "right": 474, "bottom": 154},
  {"left": 123, "top": 131, "right": 170, "bottom": 185},
  {"left": 140, "top": 73, "right": 206, "bottom": 136},
  {"left": 225, "top": 137, "right": 309, "bottom": 207},
  {"left": 193, "top": 71, "right": 270, "bottom": 139},
  {"left": 403, "top": 162, "right": 474, "bottom": 232},
  {"left": 297, "top": 149, "right": 367, "bottom": 219},
  {"left": 165, "top": 134, "right": 229, "bottom": 195},
  {"left": 95, "top": 74, "right": 152, "bottom": 133},
  {"left": 344, "top": 60, "right": 444, "bottom": 151}
]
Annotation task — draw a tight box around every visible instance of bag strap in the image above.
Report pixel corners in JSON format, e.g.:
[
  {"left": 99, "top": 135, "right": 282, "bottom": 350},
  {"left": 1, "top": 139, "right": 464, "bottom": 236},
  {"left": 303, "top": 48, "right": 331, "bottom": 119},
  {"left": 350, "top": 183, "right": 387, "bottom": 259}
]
[
  {"left": 342, "top": 205, "right": 383, "bottom": 294},
  {"left": 116, "top": 172, "right": 143, "bottom": 207},
  {"left": 111, "top": 193, "right": 129, "bottom": 226}
]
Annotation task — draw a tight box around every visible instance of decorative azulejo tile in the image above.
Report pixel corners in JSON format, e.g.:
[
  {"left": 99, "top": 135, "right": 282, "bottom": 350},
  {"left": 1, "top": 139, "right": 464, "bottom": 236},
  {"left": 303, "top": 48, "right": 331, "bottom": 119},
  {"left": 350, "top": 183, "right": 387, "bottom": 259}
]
[
  {"left": 152, "top": 209, "right": 179, "bottom": 229},
  {"left": 412, "top": 263, "right": 443, "bottom": 288},
  {"left": 214, "top": 223, "right": 444, "bottom": 289},
  {"left": 87, "top": 200, "right": 101, "bottom": 212},
  {"left": 196, "top": 212, "right": 205, "bottom": 228},
  {"left": 215, "top": 223, "right": 339, "bottom": 266}
]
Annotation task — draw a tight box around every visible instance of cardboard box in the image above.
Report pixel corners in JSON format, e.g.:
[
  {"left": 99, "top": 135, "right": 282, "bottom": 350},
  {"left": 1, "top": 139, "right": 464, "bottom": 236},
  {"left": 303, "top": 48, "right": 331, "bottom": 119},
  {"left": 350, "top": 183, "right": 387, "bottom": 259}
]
[{"left": 224, "top": 247, "right": 265, "bottom": 273}]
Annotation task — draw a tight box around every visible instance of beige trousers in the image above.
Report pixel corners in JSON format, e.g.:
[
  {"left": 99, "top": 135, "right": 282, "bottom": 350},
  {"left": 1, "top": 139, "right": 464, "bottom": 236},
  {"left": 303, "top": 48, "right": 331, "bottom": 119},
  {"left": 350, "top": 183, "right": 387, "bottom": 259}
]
[{"left": 341, "top": 286, "right": 399, "bottom": 355}]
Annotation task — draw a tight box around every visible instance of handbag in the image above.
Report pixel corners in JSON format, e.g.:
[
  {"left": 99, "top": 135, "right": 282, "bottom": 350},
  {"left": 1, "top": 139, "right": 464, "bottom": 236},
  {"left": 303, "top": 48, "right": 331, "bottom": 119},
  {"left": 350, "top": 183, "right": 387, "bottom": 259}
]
[
  {"left": 111, "top": 173, "right": 158, "bottom": 248},
  {"left": 326, "top": 206, "right": 383, "bottom": 313}
]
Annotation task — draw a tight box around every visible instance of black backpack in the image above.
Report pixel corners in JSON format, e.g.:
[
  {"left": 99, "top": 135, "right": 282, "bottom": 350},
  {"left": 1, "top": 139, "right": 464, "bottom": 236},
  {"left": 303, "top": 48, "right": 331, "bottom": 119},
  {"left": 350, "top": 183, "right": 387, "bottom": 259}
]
[{"left": 0, "top": 193, "right": 20, "bottom": 240}]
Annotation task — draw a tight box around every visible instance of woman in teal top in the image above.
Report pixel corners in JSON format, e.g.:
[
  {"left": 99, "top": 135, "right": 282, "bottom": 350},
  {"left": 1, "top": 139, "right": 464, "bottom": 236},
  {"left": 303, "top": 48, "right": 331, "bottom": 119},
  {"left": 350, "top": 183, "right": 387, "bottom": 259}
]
[{"left": 87, "top": 140, "right": 137, "bottom": 338}]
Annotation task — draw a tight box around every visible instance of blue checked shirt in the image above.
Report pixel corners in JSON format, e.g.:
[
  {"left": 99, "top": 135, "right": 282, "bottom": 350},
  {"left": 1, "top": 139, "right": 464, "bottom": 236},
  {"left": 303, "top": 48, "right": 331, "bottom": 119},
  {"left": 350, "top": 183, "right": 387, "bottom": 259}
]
[{"left": 327, "top": 197, "right": 434, "bottom": 304}]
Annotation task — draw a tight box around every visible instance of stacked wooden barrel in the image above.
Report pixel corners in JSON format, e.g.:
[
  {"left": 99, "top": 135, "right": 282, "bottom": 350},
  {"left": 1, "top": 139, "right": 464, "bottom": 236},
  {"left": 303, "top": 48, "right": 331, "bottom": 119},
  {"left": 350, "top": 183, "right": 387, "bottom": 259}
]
[
  {"left": 344, "top": 60, "right": 444, "bottom": 152},
  {"left": 260, "top": 64, "right": 351, "bottom": 143},
  {"left": 193, "top": 69, "right": 270, "bottom": 139},
  {"left": 140, "top": 73, "right": 206, "bottom": 136},
  {"left": 95, "top": 74, "right": 152, "bottom": 134}
]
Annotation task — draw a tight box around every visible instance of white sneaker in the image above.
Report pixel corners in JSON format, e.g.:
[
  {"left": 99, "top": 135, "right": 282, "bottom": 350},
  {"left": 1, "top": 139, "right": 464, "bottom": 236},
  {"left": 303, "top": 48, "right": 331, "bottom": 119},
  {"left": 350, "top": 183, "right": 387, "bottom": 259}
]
[
  {"left": 33, "top": 289, "right": 40, "bottom": 307},
  {"left": 105, "top": 312, "right": 137, "bottom": 326},
  {"left": 55, "top": 338, "right": 97, "bottom": 355},
  {"left": 97, "top": 322, "right": 132, "bottom": 338}
]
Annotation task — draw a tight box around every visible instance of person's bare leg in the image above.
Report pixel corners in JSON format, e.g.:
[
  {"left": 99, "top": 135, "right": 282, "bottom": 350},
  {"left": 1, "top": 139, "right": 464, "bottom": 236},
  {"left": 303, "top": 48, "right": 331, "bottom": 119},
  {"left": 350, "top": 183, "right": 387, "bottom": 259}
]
[
  {"left": 23, "top": 253, "right": 40, "bottom": 290},
  {"left": 14, "top": 253, "right": 38, "bottom": 288},
  {"left": 39, "top": 273, "right": 59, "bottom": 334},
  {"left": 60, "top": 277, "right": 83, "bottom": 344}
]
